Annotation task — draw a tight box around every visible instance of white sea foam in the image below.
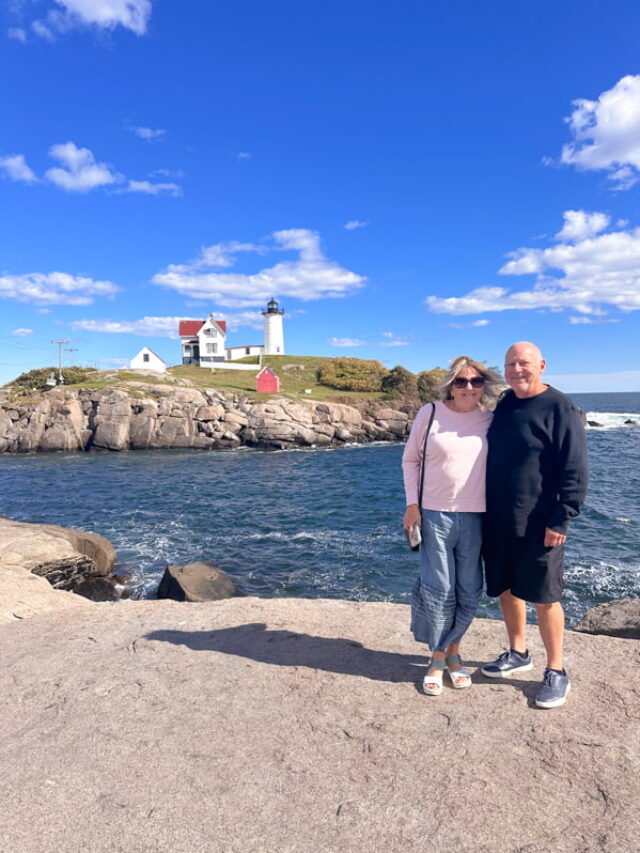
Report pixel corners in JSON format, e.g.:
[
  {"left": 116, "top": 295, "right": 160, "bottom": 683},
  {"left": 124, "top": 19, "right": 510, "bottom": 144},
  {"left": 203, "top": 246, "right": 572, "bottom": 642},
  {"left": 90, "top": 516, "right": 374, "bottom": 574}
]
[{"left": 585, "top": 411, "right": 640, "bottom": 430}]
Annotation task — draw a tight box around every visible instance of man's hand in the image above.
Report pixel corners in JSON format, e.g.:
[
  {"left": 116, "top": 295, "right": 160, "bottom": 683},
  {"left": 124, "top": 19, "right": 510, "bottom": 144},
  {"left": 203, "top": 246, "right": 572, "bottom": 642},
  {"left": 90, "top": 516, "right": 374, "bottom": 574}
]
[
  {"left": 544, "top": 527, "right": 566, "bottom": 547},
  {"left": 404, "top": 504, "right": 421, "bottom": 532}
]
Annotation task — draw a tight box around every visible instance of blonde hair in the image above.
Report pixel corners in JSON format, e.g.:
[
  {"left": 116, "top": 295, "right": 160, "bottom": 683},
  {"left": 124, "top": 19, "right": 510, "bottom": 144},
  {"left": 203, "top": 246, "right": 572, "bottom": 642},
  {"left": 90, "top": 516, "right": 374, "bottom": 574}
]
[{"left": 437, "top": 355, "right": 504, "bottom": 410}]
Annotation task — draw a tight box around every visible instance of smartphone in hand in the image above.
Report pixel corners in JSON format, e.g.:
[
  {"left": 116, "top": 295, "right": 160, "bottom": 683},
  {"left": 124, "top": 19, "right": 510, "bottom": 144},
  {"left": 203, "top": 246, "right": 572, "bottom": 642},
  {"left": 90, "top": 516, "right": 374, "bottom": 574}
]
[{"left": 406, "top": 523, "right": 422, "bottom": 551}]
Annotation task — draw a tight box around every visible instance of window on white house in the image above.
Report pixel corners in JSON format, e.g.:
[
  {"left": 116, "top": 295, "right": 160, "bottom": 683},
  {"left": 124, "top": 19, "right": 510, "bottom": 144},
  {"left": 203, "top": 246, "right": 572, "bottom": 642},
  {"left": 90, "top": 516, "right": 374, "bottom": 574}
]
[
  {"left": 245, "top": 347, "right": 250, "bottom": 355},
  {"left": 143, "top": 353, "right": 149, "bottom": 362},
  {"left": 185, "top": 345, "right": 191, "bottom": 354}
]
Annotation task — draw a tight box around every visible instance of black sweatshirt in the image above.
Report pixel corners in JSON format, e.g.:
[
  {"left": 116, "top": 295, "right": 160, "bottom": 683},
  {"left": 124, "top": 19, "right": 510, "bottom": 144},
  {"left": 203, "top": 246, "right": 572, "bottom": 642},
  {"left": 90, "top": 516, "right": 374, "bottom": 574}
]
[{"left": 486, "top": 386, "right": 589, "bottom": 537}]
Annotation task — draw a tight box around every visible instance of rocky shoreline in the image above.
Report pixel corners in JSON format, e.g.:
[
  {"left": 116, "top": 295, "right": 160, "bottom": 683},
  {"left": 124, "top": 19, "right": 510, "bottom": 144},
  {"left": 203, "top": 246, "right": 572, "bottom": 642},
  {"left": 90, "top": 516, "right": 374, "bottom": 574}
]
[{"left": 0, "top": 384, "right": 417, "bottom": 453}]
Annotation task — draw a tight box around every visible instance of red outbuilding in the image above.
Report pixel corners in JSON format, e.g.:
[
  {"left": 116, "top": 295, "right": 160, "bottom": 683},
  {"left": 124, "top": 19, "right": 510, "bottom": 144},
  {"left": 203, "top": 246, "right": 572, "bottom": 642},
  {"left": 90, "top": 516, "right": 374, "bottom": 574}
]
[{"left": 256, "top": 366, "right": 280, "bottom": 394}]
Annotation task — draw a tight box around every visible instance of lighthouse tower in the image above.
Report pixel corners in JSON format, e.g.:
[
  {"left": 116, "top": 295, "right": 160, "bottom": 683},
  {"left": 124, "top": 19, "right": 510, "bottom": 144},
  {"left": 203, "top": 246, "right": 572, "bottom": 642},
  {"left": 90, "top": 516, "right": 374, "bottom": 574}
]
[{"left": 262, "top": 298, "right": 285, "bottom": 355}]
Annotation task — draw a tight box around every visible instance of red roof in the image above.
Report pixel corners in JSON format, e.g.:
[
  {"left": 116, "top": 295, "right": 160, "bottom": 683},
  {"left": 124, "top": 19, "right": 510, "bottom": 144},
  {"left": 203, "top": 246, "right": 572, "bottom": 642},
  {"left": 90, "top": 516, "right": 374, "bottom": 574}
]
[
  {"left": 179, "top": 320, "right": 204, "bottom": 337},
  {"left": 178, "top": 319, "right": 227, "bottom": 336}
]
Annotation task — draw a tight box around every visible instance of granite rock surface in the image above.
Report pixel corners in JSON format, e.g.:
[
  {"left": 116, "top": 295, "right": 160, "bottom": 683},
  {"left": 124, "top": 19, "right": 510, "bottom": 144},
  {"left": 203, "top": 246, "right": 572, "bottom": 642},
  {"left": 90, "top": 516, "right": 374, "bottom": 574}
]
[
  {"left": 0, "top": 386, "right": 416, "bottom": 453},
  {"left": 0, "top": 515, "right": 116, "bottom": 619},
  {"left": 1, "top": 518, "right": 639, "bottom": 851},
  {"left": 1, "top": 596, "right": 639, "bottom": 853}
]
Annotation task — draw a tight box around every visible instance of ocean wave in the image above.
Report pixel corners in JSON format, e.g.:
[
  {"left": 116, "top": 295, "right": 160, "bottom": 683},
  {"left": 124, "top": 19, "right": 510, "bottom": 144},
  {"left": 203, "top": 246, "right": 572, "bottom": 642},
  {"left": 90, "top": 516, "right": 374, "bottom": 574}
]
[{"left": 585, "top": 412, "right": 640, "bottom": 430}]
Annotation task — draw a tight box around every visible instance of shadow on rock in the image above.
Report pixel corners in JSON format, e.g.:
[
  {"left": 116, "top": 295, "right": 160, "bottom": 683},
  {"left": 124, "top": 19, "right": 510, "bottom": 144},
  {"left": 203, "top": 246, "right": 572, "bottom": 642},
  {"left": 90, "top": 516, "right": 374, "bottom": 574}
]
[{"left": 145, "top": 622, "right": 428, "bottom": 684}]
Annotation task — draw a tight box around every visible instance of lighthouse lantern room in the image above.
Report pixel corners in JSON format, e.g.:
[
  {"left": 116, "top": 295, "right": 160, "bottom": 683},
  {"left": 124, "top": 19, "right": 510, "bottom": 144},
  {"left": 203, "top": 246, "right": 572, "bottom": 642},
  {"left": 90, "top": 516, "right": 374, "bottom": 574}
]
[{"left": 262, "top": 298, "right": 285, "bottom": 355}]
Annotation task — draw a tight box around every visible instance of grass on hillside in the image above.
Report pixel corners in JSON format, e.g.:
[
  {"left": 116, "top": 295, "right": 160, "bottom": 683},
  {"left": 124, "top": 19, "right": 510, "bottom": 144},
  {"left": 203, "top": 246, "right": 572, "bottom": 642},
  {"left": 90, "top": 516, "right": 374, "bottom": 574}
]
[
  {"left": 168, "top": 356, "right": 389, "bottom": 401},
  {"left": 2, "top": 357, "right": 391, "bottom": 404}
]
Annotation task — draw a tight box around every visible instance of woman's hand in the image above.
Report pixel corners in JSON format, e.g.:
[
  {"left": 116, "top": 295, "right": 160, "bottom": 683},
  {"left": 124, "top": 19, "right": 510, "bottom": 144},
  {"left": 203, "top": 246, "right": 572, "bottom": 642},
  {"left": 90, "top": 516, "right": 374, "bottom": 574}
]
[
  {"left": 404, "top": 504, "right": 421, "bottom": 532},
  {"left": 544, "top": 527, "right": 567, "bottom": 547}
]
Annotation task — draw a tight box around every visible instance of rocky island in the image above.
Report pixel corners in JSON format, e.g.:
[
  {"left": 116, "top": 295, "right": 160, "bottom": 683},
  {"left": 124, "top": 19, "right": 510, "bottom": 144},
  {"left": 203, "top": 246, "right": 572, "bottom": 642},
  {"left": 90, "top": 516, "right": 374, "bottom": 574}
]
[{"left": 0, "top": 384, "right": 415, "bottom": 453}]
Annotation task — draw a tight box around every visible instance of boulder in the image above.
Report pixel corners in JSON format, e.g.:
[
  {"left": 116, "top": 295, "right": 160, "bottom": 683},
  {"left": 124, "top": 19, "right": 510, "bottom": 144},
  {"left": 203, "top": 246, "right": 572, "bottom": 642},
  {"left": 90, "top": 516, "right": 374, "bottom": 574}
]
[
  {"left": 0, "top": 516, "right": 117, "bottom": 620},
  {"left": 38, "top": 422, "right": 83, "bottom": 452},
  {"left": 157, "top": 561, "right": 242, "bottom": 602},
  {"left": 195, "top": 403, "right": 225, "bottom": 421},
  {"left": 575, "top": 598, "right": 640, "bottom": 640}
]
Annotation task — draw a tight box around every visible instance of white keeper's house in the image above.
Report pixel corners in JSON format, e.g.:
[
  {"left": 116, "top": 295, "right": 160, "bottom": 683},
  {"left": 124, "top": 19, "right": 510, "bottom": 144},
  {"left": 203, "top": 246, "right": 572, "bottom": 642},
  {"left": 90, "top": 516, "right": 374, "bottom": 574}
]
[{"left": 179, "top": 299, "right": 285, "bottom": 367}]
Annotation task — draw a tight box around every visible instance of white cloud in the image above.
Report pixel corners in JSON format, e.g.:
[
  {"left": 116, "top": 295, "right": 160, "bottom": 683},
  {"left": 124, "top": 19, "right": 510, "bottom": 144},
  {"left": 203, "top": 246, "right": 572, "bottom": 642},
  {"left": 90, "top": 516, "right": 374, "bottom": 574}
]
[
  {"left": 568, "top": 316, "right": 619, "bottom": 325},
  {"left": 11, "top": 328, "right": 34, "bottom": 336},
  {"left": 28, "top": 1, "right": 152, "bottom": 40},
  {"left": 149, "top": 168, "right": 184, "bottom": 179},
  {"left": 559, "top": 75, "right": 640, "bottom": 189},
  {"left": 344, "top": 220, "right": 368, "bottom": 230},
  {"left": 128, "top": 126, "right": 165, "bottom": 142},
  {"left": 122, "top": 179, "right": 182, "bottom": 196},
  {"left": 45, "top": 142, "right": 121, "bottom": 192},
  {"left": 71, "top": 317, "right": 181, "bottom": 337},
  {"left": 152, "top": 229, "right": 366, "bottom": 308},
  {"left": 555, "top": 210, "right": 610, "bottom": 242},
  {"left": 447, "top": 319, "right": 490, "bottom": 329},
  {"left": 237, "top": 152, "right": 251, "bottom": 160},
  {"left": 378, "top": 332, "right": 411, "bottom": 346},
  {"left": 8, "top": 27, "right": 28, "bottom": 42},
  {"left": 4, "top": 141, "right": 182, "bottom": 196},
  {"left": 426, "top": 213, "right": 640, "bottom": 317},
  {"left": 0, "top": 272, "right": 119, "bottom": 306},
  {"left": 71, "top": 310, "right": 266, "bottom": 338},
  {"left": 0, "top": 154, "right": 39, "bottom": 184},
  {"left": 328, "top": 332, "right": 411, "bottom": 348},
  {"left": 100, "top": 358, "right": 130, "bottom": 367},
  {"left": 327, "top": 337, "right": 368, "bottom": 347}
]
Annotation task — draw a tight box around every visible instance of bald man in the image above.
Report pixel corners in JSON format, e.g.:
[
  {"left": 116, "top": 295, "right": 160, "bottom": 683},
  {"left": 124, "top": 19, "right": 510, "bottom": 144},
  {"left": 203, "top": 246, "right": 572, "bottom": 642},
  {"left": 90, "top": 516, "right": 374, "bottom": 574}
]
[{"left": 481, "top": 342, "right": 588, "bottom": 708}]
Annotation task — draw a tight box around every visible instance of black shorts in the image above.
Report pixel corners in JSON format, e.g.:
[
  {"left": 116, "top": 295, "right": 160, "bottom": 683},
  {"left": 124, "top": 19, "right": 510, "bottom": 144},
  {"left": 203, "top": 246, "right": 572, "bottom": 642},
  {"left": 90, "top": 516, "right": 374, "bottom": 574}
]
[{"left": 483, "top": 532, "right": 565, "bottom": 604}]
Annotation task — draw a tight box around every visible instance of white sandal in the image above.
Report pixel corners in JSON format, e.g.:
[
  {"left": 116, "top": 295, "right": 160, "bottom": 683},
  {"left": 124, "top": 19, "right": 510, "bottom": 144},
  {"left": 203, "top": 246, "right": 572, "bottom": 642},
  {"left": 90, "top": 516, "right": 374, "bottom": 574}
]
[
  {"left": 446, "top": 654, "right": 472, "bottom": 689},
  {"left": 423, "top": 658, "right": 446, "bottom": 696}
]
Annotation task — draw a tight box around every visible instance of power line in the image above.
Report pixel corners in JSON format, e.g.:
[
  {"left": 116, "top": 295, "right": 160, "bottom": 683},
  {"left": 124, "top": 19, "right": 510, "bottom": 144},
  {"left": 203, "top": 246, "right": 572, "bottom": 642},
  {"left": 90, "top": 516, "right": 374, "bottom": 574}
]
[{"left": 51, "top": 339, "right": 70, "bottom": 383}]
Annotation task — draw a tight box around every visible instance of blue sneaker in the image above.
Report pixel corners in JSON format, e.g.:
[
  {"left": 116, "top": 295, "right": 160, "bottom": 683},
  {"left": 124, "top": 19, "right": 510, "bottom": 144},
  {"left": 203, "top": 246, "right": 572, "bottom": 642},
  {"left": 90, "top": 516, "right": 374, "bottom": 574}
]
[
  {"left": 535, "top": 669, "right": 571, "bottom": 709},
  {"left": 481, "top": 649, "right": 533, "bottom": 678}
]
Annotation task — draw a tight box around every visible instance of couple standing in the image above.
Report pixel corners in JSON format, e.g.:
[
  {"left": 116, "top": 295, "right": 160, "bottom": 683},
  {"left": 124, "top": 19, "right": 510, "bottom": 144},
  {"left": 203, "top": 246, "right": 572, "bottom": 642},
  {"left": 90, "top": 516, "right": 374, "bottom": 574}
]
[{"left": 402, "top": 341, "right": 588, "bottom": 709}]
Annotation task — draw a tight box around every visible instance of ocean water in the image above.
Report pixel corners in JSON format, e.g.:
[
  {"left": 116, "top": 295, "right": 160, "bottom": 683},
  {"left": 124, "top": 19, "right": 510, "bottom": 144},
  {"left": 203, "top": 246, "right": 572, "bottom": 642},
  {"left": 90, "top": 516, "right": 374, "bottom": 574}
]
[{"left": 0, "top": 391, "right": 638, "bottom": 627}]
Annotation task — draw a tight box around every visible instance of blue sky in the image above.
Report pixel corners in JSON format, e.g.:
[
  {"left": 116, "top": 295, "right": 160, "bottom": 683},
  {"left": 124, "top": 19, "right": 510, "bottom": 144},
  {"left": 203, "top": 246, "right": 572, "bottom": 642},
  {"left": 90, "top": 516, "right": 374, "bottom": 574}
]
[{"left": 2, "top": 0, "right": 640, "bottom": 392}]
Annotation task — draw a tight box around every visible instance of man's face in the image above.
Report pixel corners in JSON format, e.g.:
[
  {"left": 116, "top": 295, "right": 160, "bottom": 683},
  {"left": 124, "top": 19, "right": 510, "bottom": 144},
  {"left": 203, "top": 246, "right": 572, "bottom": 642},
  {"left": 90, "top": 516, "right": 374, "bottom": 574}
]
[{"left": 504, "top": 344, "right": 546, "bottom": 398}]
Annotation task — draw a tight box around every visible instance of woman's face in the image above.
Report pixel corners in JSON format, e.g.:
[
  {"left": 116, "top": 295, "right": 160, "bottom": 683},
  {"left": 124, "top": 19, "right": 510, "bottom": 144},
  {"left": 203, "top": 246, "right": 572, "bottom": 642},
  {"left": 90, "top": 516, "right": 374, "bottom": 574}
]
[{"left": 450, "top": 365, "right": 484, "bottom": 410}]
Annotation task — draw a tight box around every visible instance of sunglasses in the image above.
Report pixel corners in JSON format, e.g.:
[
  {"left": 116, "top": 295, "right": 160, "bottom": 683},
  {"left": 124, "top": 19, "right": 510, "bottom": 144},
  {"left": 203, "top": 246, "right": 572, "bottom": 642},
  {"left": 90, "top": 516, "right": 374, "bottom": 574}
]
[{"left": 453, "top": 376, "right": 485, "bottom": 389}]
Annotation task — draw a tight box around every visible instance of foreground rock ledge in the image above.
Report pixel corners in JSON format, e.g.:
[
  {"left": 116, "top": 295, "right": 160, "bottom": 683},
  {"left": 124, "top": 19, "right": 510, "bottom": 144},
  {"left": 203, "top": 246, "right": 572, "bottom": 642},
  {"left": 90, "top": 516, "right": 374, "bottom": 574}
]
[
  {"left": 1, "top": 596, "right": 639, "bottom": 853},
  {"left": 0, "top": 515, "right": 116, "bottom": 621}
]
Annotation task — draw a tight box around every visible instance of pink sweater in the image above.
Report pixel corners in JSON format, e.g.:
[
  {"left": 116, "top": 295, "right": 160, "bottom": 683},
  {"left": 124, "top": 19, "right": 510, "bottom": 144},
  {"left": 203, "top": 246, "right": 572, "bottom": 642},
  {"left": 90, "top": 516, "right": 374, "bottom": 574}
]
[{"left": 402, "top": 401, "right": 493, "bottom": 512}]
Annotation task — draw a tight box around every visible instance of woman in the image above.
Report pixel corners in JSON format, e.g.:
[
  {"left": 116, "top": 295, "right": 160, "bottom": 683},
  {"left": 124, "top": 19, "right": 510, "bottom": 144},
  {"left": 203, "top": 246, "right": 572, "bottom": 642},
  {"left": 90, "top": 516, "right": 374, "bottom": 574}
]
[{"left": 402, "top": 356, "right": 501, "bottom": 695}]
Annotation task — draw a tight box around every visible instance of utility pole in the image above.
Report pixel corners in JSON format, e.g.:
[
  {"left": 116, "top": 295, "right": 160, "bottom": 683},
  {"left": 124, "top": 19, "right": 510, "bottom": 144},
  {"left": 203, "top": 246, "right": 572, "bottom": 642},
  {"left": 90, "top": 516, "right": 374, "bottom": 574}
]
[
  {"left": 51, "top": 339, "right": 70, "bottom": 384},
  {"left": 65, "top": 347, "right": 78, "bottom": 366}
]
